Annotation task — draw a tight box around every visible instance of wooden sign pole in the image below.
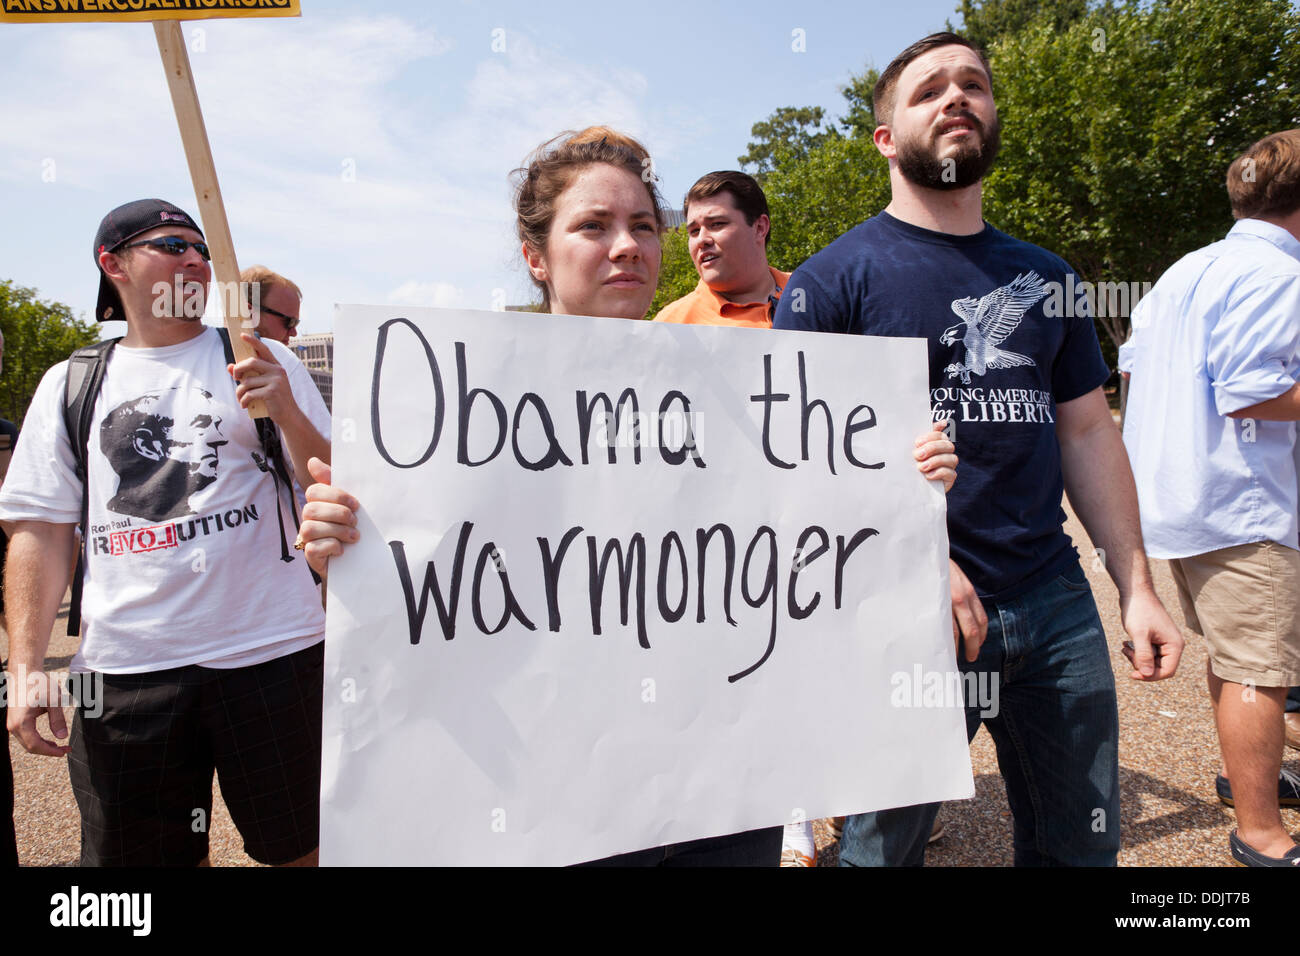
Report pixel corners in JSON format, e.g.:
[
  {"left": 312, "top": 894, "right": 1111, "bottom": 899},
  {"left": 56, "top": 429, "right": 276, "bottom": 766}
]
[{"left": 153, "top": 20, "right": 268, "bottom": 419}]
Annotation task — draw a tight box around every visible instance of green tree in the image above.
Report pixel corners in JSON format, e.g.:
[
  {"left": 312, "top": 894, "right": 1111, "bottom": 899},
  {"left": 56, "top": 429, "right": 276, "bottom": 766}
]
[
  {"left": 950, "top": 0, "right": 1089, "bottom": 50},
  {"left": 706, "top": 0, "right": 1298, "bottom": 413},
  {"left": 738, "top": 106, "right": 839, "bottom": 176},
  {"left": 650, "top": 132, "right": 891, "bottom": 319},
  {"left": 981, "top": 0, "right": 1300, "bottom": 356},
  {"left": 653, "top": 66, "right": 891, "bottom": 319},
  {"left": 762, "top": 133, "right": 891, "bottom": 270},
  {"left": 838, "top": 67, "right": 881, "bottom": 139},
  {"left": 647, "top": 227, "right": 699, "bottom": 318},
  {"left": 0, "top": 280, "right": 99, "bottom": 428}
]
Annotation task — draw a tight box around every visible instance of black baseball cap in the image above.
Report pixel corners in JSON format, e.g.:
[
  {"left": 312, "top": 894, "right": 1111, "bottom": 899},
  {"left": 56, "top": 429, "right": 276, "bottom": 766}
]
[{"left": 93, "top": 199, "right": 204, "bottom": 322}]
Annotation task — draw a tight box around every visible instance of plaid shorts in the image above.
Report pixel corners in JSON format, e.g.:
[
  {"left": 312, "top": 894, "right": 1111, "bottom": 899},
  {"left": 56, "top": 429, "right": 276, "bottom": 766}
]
[{"left": 68, "top": 641, "right": 324, "bottom": 867}]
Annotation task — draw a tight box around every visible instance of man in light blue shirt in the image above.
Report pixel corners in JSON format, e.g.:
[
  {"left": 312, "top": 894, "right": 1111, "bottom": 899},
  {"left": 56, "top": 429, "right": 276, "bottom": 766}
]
[{"left": 1123, "top": 129, "right": 1300, "bottom": 866}]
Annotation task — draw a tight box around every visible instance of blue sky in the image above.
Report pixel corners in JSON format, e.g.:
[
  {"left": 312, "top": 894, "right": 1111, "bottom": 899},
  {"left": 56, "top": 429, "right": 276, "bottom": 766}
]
[{"left": 0, "top": 0, "right": 964, "bottom": 333}]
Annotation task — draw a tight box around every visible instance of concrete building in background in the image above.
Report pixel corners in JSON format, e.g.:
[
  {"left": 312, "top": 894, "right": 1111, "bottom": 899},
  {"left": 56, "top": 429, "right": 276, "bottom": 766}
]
[{"left": 293, "top": 333, "right": 334, "bottom": 412}]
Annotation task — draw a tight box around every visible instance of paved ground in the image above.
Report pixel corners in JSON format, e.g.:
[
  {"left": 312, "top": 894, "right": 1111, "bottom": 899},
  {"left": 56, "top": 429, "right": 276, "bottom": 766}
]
[{"left": 6, "top": 504, "right": 1298, "bottom": 866}]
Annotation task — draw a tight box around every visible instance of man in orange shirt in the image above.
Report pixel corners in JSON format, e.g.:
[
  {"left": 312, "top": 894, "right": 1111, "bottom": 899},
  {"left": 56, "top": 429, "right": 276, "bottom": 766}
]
[{"left": 655, "top": 171, "right": 789, "bottom": 328}]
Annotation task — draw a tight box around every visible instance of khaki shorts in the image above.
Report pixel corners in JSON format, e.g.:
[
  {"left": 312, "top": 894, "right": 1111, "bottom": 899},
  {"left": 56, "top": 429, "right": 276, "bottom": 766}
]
[{"left": 1170, "top": 540, "right": 1300, "bottom": 687}]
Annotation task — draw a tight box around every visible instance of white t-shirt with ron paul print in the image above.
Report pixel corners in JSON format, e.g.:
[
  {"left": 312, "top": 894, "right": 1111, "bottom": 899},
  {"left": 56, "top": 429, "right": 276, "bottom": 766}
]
[{"left": 0, "top": 326, "right": 330, "bottom": 674}]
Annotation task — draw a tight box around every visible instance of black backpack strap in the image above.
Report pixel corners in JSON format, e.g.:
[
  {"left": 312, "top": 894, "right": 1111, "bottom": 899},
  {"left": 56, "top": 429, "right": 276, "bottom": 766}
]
[
  {"left": 216, "top": 323, "right": 236, "bottom": 364},
  {"left": 62, "top": 337, "right": 122, "bottom": 637},
  {"left": 219, "top": 327, "right": 319, "bottom": 580},
  {"left": 220, "top": 328, "right": 293, "bottom": 484}
]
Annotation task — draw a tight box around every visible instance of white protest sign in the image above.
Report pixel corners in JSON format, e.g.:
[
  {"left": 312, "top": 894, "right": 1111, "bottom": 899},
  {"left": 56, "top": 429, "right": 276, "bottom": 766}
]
[{"left": 321, "top": 306, "right": 973, "bottom": 866}]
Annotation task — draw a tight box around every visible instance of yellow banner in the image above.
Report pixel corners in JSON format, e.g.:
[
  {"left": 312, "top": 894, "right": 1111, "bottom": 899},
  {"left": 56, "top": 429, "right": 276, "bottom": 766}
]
[{"left": 1, "top": 0, "right": 299, "bottom": 23}]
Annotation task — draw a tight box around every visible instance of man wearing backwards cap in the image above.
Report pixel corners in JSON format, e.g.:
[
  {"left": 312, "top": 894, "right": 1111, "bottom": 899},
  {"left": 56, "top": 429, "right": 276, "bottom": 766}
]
[{"left": 0, "top": 199, "right": 331, "bottom": 866}]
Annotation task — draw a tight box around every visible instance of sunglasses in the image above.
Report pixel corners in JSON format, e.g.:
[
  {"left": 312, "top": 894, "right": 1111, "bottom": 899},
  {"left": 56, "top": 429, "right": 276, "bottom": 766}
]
[
  {"left": 121, "top": 236, "right": 211, "bottom": 260},
  {"left": 258, "top": 303, "right": 300, "bottom": 331}
]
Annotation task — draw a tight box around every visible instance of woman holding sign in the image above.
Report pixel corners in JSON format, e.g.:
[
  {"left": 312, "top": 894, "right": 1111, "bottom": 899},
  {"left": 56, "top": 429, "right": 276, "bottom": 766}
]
[{"left": 299, "top": 126, "right": 959, "bottom": 866}]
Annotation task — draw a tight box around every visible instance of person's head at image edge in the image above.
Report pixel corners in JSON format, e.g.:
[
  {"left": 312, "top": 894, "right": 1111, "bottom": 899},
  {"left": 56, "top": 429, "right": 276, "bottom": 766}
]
[
  {"left": 513, "top": 126, "right": 666, "bottom": 319},
  {"left": 1226, "top": 128, "right": 1300, "bottom": 231}
]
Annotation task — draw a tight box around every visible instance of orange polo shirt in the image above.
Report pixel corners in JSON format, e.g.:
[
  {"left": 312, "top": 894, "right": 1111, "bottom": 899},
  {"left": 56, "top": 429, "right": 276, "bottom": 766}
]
[{"left": 653, "top": 266, "right": 790, "bottom": 328}]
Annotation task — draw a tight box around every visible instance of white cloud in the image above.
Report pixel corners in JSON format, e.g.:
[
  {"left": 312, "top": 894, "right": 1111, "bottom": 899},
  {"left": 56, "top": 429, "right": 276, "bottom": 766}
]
[
  {"left": 0, "top": 17, "right": 450, "bottom": 190},
  {"left": 386, "top": 280, "right": 466, "bottom": 309},
  {"left": 0, "top": 16, "right": 676, "bottom": 330},
  {"left": 429, "top": 34, "right": 663, "bottom": 184}
]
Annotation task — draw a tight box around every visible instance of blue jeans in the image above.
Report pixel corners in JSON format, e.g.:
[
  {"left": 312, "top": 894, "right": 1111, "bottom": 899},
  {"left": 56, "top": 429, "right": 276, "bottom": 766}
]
[{"left": 840, "top": 561, "right": 1121, "bottom": 867}]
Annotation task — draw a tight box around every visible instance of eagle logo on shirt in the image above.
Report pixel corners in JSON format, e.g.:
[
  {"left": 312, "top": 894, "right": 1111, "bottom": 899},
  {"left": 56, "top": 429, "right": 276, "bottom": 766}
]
[{"left": 939, "top": 271, "right": 1048, "bottom": 384}]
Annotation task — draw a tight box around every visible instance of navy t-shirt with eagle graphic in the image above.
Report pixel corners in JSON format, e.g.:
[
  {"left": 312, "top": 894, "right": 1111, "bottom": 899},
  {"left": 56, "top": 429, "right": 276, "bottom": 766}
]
[{"left": 773, "top": 211, "right": 1110, "bottom": 601}]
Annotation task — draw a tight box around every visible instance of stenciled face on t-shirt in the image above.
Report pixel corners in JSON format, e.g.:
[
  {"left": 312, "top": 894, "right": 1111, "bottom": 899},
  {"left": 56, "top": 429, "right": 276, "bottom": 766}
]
[{"left": 99, "top": 386, "right": 229, "bottom": 522}]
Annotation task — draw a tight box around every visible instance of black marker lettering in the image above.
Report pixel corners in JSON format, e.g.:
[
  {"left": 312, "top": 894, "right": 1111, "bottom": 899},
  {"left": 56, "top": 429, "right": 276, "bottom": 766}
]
[
  {"left": 371, "top": 318, "right": 443, "bottom": 468},
  {"left": 656, "top": 530, "right": 689, "bottom": 623},
  {"left": 587, "top": 534, "right": 649, "bottom": 648},
  {"left": 576, "top": 389, "right": 641, "bottom": 465},
  {"left": 388, "top": 522, "right": 473, "bottom": 643},
  {"left": 658, "top": 391, "right": 706, "bottom": 469},
  {"left": 695, "top": 524, "right": 737, "bottom": 626},
  {"left": 471, "top": 541, "right": 538, "bottom": 635},
  {"left": 729, "top": 526, "right": 779, "bottom": 682},
  {"left": 512, "top": 393, "right": 574, "bottom": 471},
  {"left": 799, "top": 352, "right": 836, "bottom": 474},
  {"left": 788, "top": 525, "right": 829, "bottom": 620},
  {"left": 834, "top": 528, "right": 880, "bottom": 609},
  {"left": 749, "top": 353, "right": 795, "bottom": 469},
  {"left": 456, "top": 341, "right": 506, "bottom": 466},
  {"left": 538, "top": 526, "right": 584, "bottom": 631},
  {"left": 844, "top": 404, "right": 884, "bottom": 469}
]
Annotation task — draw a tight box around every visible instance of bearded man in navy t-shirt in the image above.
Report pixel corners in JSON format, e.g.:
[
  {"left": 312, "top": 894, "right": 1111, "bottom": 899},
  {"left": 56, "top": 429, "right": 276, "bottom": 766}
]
[{"left": 774, "top": 32, "right": 1185, "bottom": 867}]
